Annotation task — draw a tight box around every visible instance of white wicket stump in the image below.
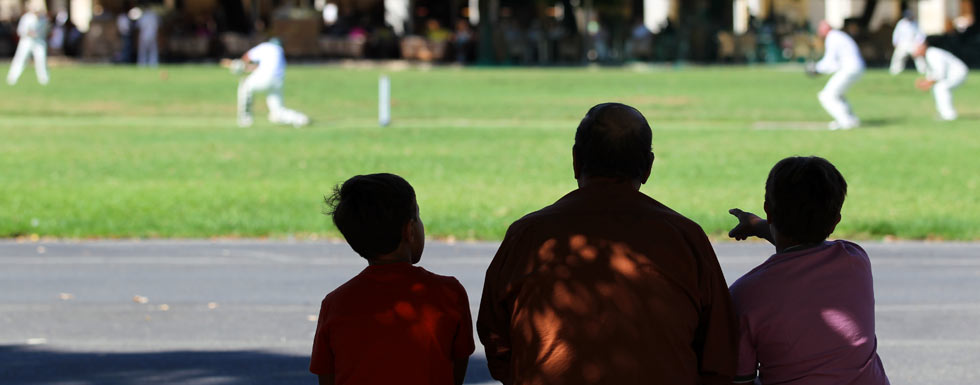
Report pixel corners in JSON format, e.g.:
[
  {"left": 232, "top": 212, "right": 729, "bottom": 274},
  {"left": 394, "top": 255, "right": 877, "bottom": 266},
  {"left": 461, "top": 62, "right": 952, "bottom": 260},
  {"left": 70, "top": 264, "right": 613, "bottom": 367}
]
[{"left": 379, "top": 75, "right": 391, "bottom": 127}]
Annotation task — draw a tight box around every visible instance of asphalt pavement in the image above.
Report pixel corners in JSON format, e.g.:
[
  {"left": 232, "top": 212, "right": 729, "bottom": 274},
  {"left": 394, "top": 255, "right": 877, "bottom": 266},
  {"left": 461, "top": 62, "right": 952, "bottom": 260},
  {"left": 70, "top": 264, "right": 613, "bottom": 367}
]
[{"left": 1, "top": 240, "right": 978, "bottom": 385}]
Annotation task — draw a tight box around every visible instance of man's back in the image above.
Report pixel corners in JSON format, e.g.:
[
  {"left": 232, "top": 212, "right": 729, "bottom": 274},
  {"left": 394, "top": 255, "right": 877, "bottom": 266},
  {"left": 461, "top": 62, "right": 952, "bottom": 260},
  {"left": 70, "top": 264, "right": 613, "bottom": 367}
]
[
  {"left": 478, "top": 182, "right": 736, "bottom": 385},
  {"left": 247, "top": 42, "right": 286, "bottom": 80},
  {"left": 819, "top": 30, "right": 864, "bottom": 73},
  {"left": 924, "top": 47, "right": 968, "bottom": 82}
]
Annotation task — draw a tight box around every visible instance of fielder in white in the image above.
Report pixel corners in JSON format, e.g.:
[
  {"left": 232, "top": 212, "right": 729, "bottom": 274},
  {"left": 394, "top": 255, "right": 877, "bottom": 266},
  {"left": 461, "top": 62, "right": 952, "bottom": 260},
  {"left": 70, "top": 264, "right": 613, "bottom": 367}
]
[
  {"left": 890, "top": 11, "right": 926, "bottom": 75},
  {"left": 6, "top": 6, "right": 49, "bottom": 86},
  {"left": 912, "top": 43, "right": 968, "bottom": 121},
  {"left": 223, "top": 38, "right": 310, "bottom": 127},
  {"left": 811, "top": 21, "right": 864, "bottom": 130}
]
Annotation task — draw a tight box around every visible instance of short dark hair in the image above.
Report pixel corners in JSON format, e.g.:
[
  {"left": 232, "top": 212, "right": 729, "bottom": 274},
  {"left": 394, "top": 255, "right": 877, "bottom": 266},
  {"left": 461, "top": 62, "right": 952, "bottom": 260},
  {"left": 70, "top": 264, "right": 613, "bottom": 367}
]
[
  {"left": 573, "top": 103, "right": 654, "bottom": 180},
  {"left": 325, "top": 173, "right": 418, "bottom": 260},
  {"left": 765, "top": 156, "right": 847, "bottom": 243}
]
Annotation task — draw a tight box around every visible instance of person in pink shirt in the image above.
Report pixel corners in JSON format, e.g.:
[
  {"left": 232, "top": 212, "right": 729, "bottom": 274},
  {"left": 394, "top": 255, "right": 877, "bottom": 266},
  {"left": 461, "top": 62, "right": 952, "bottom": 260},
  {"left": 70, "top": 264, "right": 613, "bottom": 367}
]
[{"left": 727, "top": 156, "right": 889, "bottom": 385}]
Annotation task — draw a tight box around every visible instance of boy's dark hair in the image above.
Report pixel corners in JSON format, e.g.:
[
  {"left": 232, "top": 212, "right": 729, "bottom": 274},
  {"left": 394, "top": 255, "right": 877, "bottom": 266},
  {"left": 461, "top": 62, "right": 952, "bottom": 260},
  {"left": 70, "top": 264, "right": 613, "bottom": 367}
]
[
  {"left": 325, "top": 173, "right": 417, "bottom": 260},
  {"left": 765, "top": 156, "right": 847, "bottom": 244},
  {"left": 574, "top": 103, "right": 654, "bottom": 181}
]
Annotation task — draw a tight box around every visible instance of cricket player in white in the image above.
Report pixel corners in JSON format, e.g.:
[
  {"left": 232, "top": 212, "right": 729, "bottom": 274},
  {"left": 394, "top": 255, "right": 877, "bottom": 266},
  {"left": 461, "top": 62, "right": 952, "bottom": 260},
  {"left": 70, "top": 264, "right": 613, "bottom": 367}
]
[
  {"left": 890, "top": 11, "right": 926, "bottom": 75},
  {"left": 913, "top": 43, "right": 968, "bottom": 121},
  {"left": 226, "top": 38, "right": 310, "bottom": 127},
  {"left": 6, "top": 5, "right": 49, "bottom": 86},
  {"left": 813, "top": 21, "right": 864, "bottom": 130}
]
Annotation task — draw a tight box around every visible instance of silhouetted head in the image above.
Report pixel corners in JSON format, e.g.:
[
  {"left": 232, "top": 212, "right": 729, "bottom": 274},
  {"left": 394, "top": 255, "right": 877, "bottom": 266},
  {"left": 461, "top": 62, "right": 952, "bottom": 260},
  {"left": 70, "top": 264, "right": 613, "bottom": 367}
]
[
  {"left": 764, "top": 156, "right": 847, "bottom": 244},
  {"left": 326, "top": 173, "right": 424, "bottom": 263},
  {"left": 573, "top": 103, "right": 654, "bottom": 185},
  {"left": 817, "top": 20, "right": 832, "bottom": 38}
]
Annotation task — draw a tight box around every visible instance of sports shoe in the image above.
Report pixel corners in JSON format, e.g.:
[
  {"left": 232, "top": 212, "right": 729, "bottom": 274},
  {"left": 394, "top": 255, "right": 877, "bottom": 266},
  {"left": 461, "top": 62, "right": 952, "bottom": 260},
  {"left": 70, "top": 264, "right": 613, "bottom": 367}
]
[
  {"left": 237, "top": 116, "right": 253, "bottom": 127},
  {"left": 828, "top": 120, "right": 858, "bottom": 131}
]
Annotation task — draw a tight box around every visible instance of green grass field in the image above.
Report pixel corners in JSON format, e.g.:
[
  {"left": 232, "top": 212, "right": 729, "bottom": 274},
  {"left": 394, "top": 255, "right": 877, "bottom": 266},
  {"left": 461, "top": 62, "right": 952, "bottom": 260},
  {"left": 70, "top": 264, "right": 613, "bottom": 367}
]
[{"left": 1, "top": 63, "right": 977, "bottom": 240}]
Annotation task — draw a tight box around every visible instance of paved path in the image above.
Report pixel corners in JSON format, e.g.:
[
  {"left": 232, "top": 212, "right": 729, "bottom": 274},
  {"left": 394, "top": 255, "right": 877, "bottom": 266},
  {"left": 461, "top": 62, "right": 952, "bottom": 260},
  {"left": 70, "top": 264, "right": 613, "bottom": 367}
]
[{"left": 1, "top": 240, "right": 978, "bottom": 384}]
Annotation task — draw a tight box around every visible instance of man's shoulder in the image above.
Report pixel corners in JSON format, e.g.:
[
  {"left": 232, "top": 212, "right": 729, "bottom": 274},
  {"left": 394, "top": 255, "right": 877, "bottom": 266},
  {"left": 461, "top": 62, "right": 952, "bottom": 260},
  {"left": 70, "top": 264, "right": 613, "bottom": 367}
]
[{"left": 512, "top": 188, "right": 693, "bottom": 224}]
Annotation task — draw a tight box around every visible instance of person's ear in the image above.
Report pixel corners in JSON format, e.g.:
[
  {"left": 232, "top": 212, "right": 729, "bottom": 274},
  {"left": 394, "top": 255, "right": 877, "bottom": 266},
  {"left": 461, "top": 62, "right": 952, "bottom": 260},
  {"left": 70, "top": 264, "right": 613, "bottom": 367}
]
[
  {"left": 763, "top": 200, "right": 772, "bottom": 223},
  {"left": 828, "top": 213, "right": 842, "bottom": 233},
  {"left": 401, "top": 219, "right": 415, "bottom": 245},
  {"left": 639, "top": 151, "right": 654, "bottom": 184},
  {"left": 572, "top": 147, "right": 581, "bottom": 180}
]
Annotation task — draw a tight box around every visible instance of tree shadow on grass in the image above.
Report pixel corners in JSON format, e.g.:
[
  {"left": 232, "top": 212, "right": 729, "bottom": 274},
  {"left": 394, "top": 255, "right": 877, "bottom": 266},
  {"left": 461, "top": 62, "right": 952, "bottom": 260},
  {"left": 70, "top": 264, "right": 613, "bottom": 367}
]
[{"left": 0, "top": 345, "right": 496, "bottom": 385}]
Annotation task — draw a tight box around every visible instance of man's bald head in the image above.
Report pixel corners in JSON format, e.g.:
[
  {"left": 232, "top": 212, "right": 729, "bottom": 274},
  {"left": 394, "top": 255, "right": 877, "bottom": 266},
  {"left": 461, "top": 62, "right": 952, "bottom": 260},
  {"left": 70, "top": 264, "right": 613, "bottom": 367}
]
[{"left": 573, "top": 103, "right": 654, "bottom": 183}]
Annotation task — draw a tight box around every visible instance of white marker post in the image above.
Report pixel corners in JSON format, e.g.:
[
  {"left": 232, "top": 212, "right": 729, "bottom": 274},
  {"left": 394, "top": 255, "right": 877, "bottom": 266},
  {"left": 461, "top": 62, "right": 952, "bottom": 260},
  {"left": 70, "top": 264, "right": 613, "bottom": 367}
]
[{"left": 379, "top": 75, "right": 391, "bottom": 127}]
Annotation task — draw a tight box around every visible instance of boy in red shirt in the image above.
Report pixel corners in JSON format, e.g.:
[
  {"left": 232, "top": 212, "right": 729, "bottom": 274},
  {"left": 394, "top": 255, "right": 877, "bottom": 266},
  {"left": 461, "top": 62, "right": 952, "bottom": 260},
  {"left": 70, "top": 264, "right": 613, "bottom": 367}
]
[
  {"left": 727, "top": 156, "right": 889, "bottom": 385},
  {"left": 310, "top": 173, "right": 475, "bottom": 385}
]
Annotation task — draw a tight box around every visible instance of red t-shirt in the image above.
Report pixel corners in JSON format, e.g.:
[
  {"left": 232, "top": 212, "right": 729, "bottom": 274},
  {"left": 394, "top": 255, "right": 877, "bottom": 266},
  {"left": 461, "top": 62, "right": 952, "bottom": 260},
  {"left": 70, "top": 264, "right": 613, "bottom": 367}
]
[{"left": 310, "top": 262, "right": 475, "bottom": 385}]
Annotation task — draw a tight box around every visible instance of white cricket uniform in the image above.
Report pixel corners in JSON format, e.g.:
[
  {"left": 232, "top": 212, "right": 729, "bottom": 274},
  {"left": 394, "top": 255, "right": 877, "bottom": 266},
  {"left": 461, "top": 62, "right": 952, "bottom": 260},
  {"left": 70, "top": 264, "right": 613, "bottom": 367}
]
[
  {"left": 816, "top": 29, "right": 865, "bottom": 129},
  {"left": 890, "top": 18, "right": 926, "bottom": 75},
  {"left": 922, "top": 47, "right": 968, "bottom": 120},
  {"left": 237, "top": 42, "right": 309, "bottom": 127},
  {"left": 6, "top": 12, "right": 49, "bottom": 85},
  {"left": 137, "top": 9, "right": 159, "bottom": 67}
]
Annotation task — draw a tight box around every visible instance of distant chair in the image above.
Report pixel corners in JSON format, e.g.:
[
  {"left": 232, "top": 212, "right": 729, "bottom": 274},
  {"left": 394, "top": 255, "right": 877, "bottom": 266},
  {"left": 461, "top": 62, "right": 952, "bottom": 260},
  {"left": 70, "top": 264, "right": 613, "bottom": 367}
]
[
  {"left": 399, "top": 35, "right": 446, "bottom": 62},
  {"left": 716, "top": 31, "right": 735, "bottom": 62},
  {"left": 735, "top": 32, "right": 758, "bottom": 63}
]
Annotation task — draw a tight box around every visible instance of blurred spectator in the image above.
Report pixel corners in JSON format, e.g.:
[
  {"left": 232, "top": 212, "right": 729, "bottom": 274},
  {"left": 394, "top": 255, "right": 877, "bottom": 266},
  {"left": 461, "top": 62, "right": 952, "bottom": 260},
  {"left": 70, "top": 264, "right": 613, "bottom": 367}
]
[
  {"left": 452, "top": 19, "right": 472, "bottom": 63},
  {"left": 626, "top": 18, "right": 652, "bottom": 60},
  {"left": 425, "top": 19, "right": 450, "bottom": 43},
  {"left": 48, "top": 10, "right": 68, "bottom": 52},
  {"left": 114, "top": 9, "right": 133, "bottom": 63},
  {"left": 136, "top": 7, "right": 159, "bottom": 66}
]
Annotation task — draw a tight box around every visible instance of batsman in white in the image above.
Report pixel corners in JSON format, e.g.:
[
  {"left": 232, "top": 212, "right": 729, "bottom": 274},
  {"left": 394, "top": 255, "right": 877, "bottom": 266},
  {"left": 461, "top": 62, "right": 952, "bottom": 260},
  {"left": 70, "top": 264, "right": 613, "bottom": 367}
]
[
  {"left": 890, "top": 11, "right": 926, "bottom": 75},
  {"left": 809, "top": 21, "right": 864, "bottom": 130},
  {"left": 222, "top": 38, "right": 310, "bottom": 127},
  {"left": 912, "top": 43, "right": 968, "bottom": 121},
  {"left": 6, "top": 4, "right": 49, "bottom": 86}
]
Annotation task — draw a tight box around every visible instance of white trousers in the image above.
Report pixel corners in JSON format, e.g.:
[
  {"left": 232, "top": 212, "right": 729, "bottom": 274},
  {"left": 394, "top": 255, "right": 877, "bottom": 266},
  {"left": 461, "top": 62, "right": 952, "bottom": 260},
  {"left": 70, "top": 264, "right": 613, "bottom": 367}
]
[
  {"left": 138, "top": 37, "right": 158, "bottom": 67},
  {"left": 933, "top": 69, "right": 967, "bottom": 121},
  {"left": 237, "top": 73, "right": 309, "bottom": 126},
  {"left": 6, "top": 38, "right": 48, "bottom": 85},
  {"left": 818, "top": 69, "right": 863, "bottom": 127}
]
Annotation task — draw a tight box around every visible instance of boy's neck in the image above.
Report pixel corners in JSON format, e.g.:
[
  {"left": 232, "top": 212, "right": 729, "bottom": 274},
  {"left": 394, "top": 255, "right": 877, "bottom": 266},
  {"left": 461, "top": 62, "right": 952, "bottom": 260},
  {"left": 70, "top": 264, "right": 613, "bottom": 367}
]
[
  {"left": 368, "top": 248, "right": 414, "bottom": 266},
  {"left": 774, "top": 235, "right": 825, "bottom": 254}
]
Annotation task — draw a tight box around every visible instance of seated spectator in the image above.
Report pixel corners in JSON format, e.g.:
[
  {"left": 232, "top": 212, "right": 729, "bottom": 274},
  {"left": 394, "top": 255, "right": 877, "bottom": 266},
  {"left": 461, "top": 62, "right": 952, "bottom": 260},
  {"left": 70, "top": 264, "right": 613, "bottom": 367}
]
[
  {"left": 728, "top": 156, "right": 890, "bottom": 384},
  {"left": 478, "top": 103, "right": 737, "bottom": 384},
  {"left": 310, "top": 173, "right": 475, "bottom": 385}
]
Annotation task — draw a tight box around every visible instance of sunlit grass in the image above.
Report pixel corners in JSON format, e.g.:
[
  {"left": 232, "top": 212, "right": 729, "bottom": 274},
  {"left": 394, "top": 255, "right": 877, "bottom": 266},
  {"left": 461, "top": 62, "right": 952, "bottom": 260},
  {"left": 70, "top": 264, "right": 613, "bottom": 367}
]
[{"left": 1, "top": 64, "right": 977, "bottom": 240}]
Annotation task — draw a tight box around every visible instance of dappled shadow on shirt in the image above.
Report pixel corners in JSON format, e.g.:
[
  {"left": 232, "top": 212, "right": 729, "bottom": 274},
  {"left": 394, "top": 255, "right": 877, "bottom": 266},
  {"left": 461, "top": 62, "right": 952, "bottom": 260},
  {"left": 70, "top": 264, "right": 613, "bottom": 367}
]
[
  {"left": 0, "top": 345, "right": 495, "bottom": 384},
  {"left": 504, "top": 234, "right": 706, "bottom": 384}
]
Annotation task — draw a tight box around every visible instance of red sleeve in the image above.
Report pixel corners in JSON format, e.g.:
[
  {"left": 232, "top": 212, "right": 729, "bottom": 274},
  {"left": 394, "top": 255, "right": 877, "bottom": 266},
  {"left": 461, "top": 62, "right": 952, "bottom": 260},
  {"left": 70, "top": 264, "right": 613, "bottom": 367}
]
[
  {"left": 309, "top": 297, "right": 335, "bottom": 375},
  {"left": 690, "top": 228, "right": 738, "bottom": 384},
  {"left": 451, "top": 278, "right": 476, "bottom": 359}
]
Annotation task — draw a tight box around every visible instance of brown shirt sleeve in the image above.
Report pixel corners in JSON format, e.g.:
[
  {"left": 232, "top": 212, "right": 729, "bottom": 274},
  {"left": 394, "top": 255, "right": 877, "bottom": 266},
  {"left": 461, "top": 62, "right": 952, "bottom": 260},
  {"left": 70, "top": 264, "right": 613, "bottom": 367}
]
[
  {"left": 689, "top": 228, "right": 738, "bottom": 384},
  {"left": 476, "top": 223, "right": 522, "bottom": 384}
]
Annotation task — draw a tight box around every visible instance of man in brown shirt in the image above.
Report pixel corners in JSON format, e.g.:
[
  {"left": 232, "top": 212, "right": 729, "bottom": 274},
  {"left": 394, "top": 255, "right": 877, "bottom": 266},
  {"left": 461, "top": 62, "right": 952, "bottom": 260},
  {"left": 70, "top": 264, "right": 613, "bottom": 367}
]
[{"left": 477, "top": 103, "right": 736, "bottom": 385}]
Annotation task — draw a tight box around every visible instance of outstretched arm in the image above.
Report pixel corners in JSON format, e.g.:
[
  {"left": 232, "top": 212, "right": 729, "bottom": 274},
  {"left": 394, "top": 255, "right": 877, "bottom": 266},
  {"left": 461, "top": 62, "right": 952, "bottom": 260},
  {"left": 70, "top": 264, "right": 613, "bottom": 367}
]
[{"left": 728, "top": 208, "right": 774, "bottom": 245}]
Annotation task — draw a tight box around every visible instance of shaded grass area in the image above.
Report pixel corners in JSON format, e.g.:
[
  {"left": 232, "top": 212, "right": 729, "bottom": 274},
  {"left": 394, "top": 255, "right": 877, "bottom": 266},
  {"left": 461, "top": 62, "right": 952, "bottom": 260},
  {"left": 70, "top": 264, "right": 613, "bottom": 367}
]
[{"left": 1, "top": 64, "right": 977, "bottom": 240}]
